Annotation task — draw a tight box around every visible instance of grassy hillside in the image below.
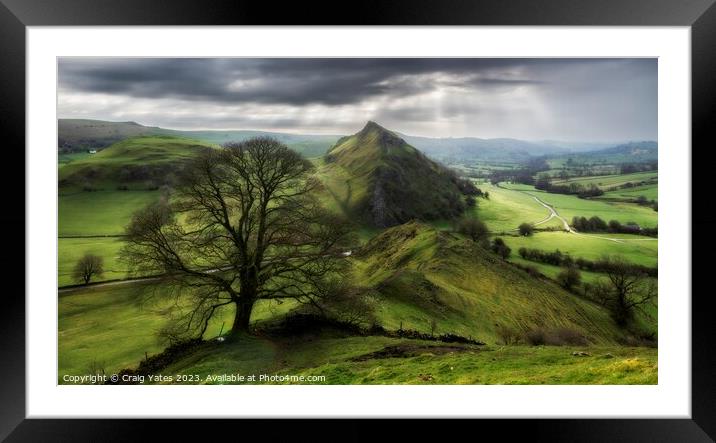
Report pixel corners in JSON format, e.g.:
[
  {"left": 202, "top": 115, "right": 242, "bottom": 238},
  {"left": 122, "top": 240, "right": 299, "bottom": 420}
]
[
  {"left": 352, "top": 221, "right": 623, "bottom": 345},
  {"left": 58, "top": 119, "right": 156, "bottom": 152},
  {"left": 58, "top": 118, "right": 339, "bottom": 158},
  {"left": 58, "top": 282, "right": 299, "bottom": 381},
  {"left": 59, "top": 135, "right": 213, "bottom": 190},
  {"left": 160, "top": 335, "right": 656, "bottom": 385},
  {"left": 320, "top": 121, "right": 473, "bottom": 227},
  {"left": 157, "top": 128, "right": 339, "bottom": 158}
]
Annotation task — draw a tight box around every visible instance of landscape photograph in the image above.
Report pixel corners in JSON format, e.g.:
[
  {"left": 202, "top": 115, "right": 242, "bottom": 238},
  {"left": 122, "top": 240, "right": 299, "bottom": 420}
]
[{"left": 57, "top": 57, "right": 658, "bottom": 385}]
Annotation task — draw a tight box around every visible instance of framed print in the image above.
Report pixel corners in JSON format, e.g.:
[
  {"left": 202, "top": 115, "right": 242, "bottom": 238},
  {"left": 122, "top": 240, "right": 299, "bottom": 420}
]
[{"left": 3, "top": 0, "right": 715, "bottom": 440}]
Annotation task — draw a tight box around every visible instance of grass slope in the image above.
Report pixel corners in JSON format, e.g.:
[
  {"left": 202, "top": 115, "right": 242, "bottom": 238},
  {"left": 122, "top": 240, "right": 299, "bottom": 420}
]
[
  {"left": 353, "top": 221, "right": 623, "bottom": 345},
  {"left": 58, "top": 118, "right": 339, "bottom": 158},
  {"left": 58, "top": 119, "right": 155, "bottom": 152},
  {"left": 58, "top": 282, "right": 299, "bottom": 381},
  {"left": 161, "top": 335, "right": 656, "bottom": 385},
  {"left": 471, "top": 183, "right": 563, "bottom": 232},
  {"left": 58, "top": 135, "right": 213, "bottom": 190},
  {"left": 320, "top": 121, "right": 470, "bottom": 227}
]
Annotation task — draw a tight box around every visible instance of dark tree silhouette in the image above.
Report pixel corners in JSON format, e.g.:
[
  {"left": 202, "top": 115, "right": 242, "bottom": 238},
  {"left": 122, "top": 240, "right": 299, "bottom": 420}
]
[
  {"left": 456, "top": 217, "right": 489, "bottom": 246},
  {"left": 557, "top": 266, "right": 581, "bottom": 290},
  {"left": 590, "top": 257, "right": 657, "bottom": 326},
  {"left": 491, "top": 237, "right": 511, "bottom": 259},
  {"left": 73, "top": 253, "right": 104, "bottom": 285},
  {"left": 518, "top": 223, "right": 534, "bottom": 236},
  {"left": 121, "top": 138, "right": 354, "bottom": 341}
]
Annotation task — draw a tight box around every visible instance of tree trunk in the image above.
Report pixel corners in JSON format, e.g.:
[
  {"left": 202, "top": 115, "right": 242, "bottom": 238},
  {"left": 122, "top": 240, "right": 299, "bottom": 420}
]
[{"left": 231, "top": 299, "right": 255, "bottom": 335}]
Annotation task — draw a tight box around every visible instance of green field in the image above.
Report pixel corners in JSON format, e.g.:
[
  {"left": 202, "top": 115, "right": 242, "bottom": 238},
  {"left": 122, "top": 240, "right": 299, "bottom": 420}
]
[
  {"left": 58, "top": 282, "right": 299, "bottom": 382},
  {"left": 503, "top": 231, "right": 657, "bottom": 267},
  {"left": 551, "top": 171, "right": 657, "bottom": 189},
  {"left": 59, "top": 190, "right": 160, "bottom": 236},
  {"left": 501, "top": 183, "right": 657, "bottom": 228},
  {"left": 598, "top": 184, "right": 658, "bottom": 202},
  {"left": 58, "top": 152, "right": 92, "bottom": 168},
  {"left": 58, "top": 237, "right": 127, "bottom": 286},
  {"left": 471, "top": 183, "right": 564, "bottom": 232}
]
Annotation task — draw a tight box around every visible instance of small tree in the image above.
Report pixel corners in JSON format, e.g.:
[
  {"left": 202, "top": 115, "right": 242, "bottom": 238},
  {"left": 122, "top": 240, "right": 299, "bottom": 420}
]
[
  {"left": 430, "top": 318, "right": 438, "bottom": 336},
  {"left": 491, "top": 237, "right": 511, "bottom": 259},
  {"left": 73, "top": 254, "right": 104, "bottom": 285},
  {"left": 557, "top": 266, "right": 581, "bottom": 290},
  {"left": 590, "top": 257, "right": 657, "bottom": 326},
  {"left": 456, "top": 217, "right": 489, "bottom": 246},
  {"left": 518, "top": 223, "right": 534, "bottom": 236}
]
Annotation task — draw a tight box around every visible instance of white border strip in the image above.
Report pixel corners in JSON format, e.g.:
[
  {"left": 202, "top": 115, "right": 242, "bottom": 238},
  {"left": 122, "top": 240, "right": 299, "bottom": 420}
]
[{"left": 27, "top": 26, "right": 690, "bottom": 418}]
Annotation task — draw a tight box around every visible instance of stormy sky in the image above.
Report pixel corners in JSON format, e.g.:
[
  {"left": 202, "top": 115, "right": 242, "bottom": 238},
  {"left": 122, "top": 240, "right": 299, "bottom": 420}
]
[{"left": 58, "top": 58, "right": 657, "bottom": 142}]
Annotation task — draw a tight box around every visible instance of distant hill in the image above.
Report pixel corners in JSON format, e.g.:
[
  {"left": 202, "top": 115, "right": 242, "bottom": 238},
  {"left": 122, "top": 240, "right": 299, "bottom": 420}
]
[
  {"left": 355, "top": 221, "right": 622, "bottom": 344},
  {"left": 58, "top": 135, "right": 213, "bottom": 190},
  {"left": 58, "top": 119, "right": 339, "bottom": 158},
  {"left": 548, "top": 141, "right": 658, "bottom": 165},
  {"left": 401, "top": 134, "right": 568, "bottom": 163},
  {"left": 587, "top": 141, "right": 657, "bottom": 158},
  {"left": 59, "top": 119, "right": 655, "bottom": 165},
  {"left": 320, "top": 121, "right": 476, "bottom": 228},
  {"left": 58, "top": 119, "right": 158, "bottom": 152}
]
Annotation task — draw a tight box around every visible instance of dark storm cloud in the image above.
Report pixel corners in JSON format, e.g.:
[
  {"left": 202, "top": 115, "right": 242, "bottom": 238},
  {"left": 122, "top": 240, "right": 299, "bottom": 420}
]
[
  {"left": 58, "top": 58, "right": 619, "bottom": 106},
  {"left": 57, "top": 58, "right": 657, "bottom": 141}
]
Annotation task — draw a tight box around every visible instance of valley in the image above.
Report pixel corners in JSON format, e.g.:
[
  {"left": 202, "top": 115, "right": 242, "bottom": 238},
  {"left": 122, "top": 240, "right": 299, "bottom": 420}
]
[{"left": 57, "top": 120, "right": 658, "bottom": 385}]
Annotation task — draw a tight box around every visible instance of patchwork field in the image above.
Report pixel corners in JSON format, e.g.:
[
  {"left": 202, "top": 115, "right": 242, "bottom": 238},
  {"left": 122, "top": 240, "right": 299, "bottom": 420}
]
[
  {"left": 598, "top": 184, "right": 658, "bottom": 202},
  {"left": 550, "top": 171, "right": 657, "bottom": 189}
]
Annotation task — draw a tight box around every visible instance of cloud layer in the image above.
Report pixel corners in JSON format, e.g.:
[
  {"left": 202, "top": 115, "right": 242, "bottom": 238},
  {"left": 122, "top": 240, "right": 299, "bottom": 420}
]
[{"left": 58, "top": 58, "right": 657, "bottom": 141}]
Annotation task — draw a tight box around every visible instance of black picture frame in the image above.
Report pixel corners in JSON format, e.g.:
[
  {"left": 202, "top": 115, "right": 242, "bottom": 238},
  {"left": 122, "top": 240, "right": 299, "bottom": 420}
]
[{"left": 2, "top": 0, "right": 714, "bottom": 440}]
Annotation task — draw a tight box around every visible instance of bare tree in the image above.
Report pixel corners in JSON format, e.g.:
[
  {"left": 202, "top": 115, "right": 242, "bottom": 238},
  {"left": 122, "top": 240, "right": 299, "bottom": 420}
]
[
  {"left": 73, "top": 253, "right": 104, "bottom": 285},
  {"left": 590, "top": 256, "right": 657, "bottom": 326},
  {"left": 557, "top": 266, "right": 581, "bottom": 291},
  {"left": 121, "top": 138, "right": 355, "bottom": 341}
]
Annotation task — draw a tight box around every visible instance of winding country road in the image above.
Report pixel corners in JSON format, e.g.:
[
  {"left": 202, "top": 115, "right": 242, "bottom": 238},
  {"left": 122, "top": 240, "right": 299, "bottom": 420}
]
[{"left": 501, "top": 184, "right": 657, "bottom": 244}]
